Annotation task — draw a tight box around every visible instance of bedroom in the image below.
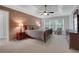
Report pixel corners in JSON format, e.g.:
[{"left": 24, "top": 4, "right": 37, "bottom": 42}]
[{"left": 0, "top": 5, "right": 79, "bottom": 52}]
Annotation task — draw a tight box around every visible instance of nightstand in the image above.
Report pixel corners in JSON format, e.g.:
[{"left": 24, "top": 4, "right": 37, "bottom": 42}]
[{"left": 16, "top": 32, "right": 26, "bottom": 40}]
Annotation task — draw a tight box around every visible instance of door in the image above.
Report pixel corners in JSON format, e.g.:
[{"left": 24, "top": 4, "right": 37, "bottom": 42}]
[{"left": 0, "top": 10, "right": 9, "bottom": 40}]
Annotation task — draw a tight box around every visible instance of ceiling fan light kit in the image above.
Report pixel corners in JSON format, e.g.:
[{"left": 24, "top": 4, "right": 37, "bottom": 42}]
[
  {"left": 44, "top": 13, "right": 49, "bottom": 15},
  {"left": 40, "top": 12, "right": 49, "bottom": 16}
]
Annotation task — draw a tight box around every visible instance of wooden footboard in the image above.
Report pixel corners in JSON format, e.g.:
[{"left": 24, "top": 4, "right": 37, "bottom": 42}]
[{"left": 44, "top": 29, "right": 52, "bottom": 43}]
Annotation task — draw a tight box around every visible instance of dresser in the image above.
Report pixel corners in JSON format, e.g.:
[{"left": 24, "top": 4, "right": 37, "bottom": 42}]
[{"left": 70, "top": 33, "right": 79, "bottom": 50}]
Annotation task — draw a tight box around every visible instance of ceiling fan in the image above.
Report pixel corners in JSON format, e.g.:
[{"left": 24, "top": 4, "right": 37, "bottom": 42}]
[{"left": 40, "top": 5, "right": 54, "bottom": 15}]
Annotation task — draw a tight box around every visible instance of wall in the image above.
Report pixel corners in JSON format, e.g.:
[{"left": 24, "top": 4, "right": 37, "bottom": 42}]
[
  {"left": 10, "top": 10, "right": 41, "bottom": 30},
  {"left": 69, "top": 14, "right": 73, "bottom": 30}
]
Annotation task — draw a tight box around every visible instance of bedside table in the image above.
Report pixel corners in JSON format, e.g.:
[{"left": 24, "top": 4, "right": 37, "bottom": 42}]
[{"left": 16, "top": 32, "right": 26, "bottom": 40}]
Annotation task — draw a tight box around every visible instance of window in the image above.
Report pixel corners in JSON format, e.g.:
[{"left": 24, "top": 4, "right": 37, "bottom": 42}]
[{"left": 44, "top": 19, "right": 64, "bottom": 31}]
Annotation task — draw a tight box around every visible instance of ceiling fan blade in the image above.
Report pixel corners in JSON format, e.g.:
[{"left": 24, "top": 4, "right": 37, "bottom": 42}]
[
  {"left": 40, "top": 13, "right": 43, "bottom": 15},
  {"left": 48, "top": 12, "right": 54, "bottom": 13},
  {"left": 39, "top": 12, "right": 42, "bottom": 13}
]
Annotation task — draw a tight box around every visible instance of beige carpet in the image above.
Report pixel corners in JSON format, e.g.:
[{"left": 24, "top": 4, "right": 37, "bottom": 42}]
[{"left": 0, "top": 34, "right": 79, "bottom": 53}]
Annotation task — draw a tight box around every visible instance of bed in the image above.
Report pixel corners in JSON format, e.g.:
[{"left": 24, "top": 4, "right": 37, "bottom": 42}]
[{"left": 25, "top": 29, "right": 52, "bottom": 43}]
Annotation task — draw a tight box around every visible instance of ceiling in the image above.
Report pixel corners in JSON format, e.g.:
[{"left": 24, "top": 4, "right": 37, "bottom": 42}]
[{"left": 4, "top": 5, "right": 77, "bottom": 18}]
